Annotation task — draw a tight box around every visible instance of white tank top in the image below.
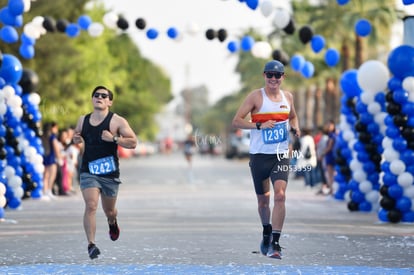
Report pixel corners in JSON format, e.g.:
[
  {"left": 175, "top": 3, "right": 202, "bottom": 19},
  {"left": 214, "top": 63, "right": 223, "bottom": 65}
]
[{"left": 250, "top": 88, "right": 291, "bottom": 154}]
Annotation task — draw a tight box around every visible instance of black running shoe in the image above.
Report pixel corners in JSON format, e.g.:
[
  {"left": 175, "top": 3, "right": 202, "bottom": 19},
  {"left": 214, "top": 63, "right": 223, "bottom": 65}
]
[
  {"left": 109, "top": 220, "right": 120, "bottom": 241},
  {"left": 88, "top": 243, "right": 100, "bottom": 259},
  {"left": 267, "top": 243, "right": 282, "bottom": 259}
]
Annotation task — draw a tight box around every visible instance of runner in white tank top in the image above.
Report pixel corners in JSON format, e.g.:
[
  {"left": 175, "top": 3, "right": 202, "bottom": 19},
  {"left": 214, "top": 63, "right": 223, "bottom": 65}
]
[{"left": 249, "top": 88, "right": 291, "bottom": 155}]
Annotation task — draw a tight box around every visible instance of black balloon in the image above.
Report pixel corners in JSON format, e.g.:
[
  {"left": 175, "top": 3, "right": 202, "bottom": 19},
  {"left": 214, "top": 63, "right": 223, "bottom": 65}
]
[
  {"left": 283, "top": 18, "right": 295, "bottom": 35},
  {"left": 135, "top": 18, "right": 146, "bottom": 30},
  {"left": 298, "top": 25, "right": 313, "bottom": 44},
  {"left": 205, "top": 29, "right": 216, "bottom": 40},
  {"left": 386, "top": 102, "right": 401, "bottom": 115},
  {"left": 387, "top": 209, "right": 402, "bottom": 223},
  {"left": 56, "top": 19, "right": 69, "bottom": 32},
  {"left": 402, "top": 127, "right": 414, "bottom": 139},
  {"left": 380, "top": 196, "right": 395, "bottom": 210},
  {"left": 43, "top": 16, "right": 56, "bottom": 32},
  {"left": 380, "top": 185, "right": 389, "bottom": 196},
  {"left": 217, "top": 29, "right": 227, "bottom": 42},
  {"left": 354, "top": 121, "right": 366, "bottom": 132},
  {"left": 117, "top": 17, "right": 129, "bottom": 30},
  {"left": 0, "top": 147, "right": 6, "bottom": 160},
  {"left": 271, "top": 50, "right": 289, "bottom": 65},
  {"left": 393, "top": 114, "right": 407, "bottom": 127},
  {"left": 358, "top": 132, "right": 371, "bottom": 143},
  {"left": 347, "top": 201, "right": 359, "bottom": 212},
  {"left": 19, "top": 69, "right": 39, "bottom": 93},
  {"left": 385, "top": 91, "right": 394, "bottom": 102}
]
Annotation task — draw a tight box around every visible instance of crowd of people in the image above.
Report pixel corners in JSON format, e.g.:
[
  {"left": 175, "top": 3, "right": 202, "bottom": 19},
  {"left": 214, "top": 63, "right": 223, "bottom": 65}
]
[
  {"left": 40, "top": 121, "right": 81, "bottom": 200},
  {"left": 291, "top": 120, "right": 337, "bottom": 196}
]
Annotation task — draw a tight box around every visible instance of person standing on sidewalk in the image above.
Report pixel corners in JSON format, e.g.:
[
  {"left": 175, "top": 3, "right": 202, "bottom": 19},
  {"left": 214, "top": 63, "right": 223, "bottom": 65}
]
[
  {"left": 232, "top": 60, "right": 300, "bottom": 259},
  {"left": 73, "top": 86, "right": 137, "bottom": 259}
]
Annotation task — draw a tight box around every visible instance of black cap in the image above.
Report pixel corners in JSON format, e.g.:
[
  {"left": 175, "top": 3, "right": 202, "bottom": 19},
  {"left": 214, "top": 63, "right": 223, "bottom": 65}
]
[{"left": 263, "top": 60, "right": 284, "bottom": 73}]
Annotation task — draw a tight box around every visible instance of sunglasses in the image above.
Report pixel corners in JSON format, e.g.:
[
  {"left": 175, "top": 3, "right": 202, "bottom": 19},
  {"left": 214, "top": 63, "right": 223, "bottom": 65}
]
[
  {"left": 265, "top": 72, "right": 284, "bottom": 79},
  {"left": 93, "top": 92, "right": 109, "bottom": 99}
]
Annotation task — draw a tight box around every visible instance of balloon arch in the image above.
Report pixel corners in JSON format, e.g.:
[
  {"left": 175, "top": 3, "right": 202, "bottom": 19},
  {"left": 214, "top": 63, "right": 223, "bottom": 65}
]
[{"left": 0, "top": 0, "right": 414, "bottom": 224}]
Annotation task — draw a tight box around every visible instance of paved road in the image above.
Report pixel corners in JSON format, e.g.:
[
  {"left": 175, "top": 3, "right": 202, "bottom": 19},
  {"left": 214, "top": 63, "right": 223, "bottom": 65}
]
[{"left": 1, "top": 153, "right": 413, "bottom": 274}]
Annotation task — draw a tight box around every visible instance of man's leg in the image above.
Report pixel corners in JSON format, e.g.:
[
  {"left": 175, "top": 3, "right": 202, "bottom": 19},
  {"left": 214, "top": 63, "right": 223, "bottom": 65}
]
[
  {"left": 102, "top": 195, "right": 119, "bottom": 241},
  {"left": 82, "top": 187, "right": 100, "bottom": 244}
]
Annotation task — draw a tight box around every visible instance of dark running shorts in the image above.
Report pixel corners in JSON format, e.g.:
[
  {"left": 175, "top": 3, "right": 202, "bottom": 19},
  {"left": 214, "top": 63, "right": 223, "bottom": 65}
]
[
  {"left": 249, "top": 153, "right": 290, "bottom": 195},
  {"left": 80, "top": 173, "right": 121, "bottom": 197}
]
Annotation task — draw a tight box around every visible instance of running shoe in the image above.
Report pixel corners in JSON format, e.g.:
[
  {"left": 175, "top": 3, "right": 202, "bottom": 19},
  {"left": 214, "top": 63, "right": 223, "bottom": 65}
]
[
  {"left": 109, "top": 219, "right": 120, "bottom": 241},
  {"left": 260, "top": 234, "right": 271, "bottom": 255},
  {"left": 266, "top": 243, "right": 282, "bottom": 259},
  {"left": 88, "top": 243, "right": 100, "bottom": 259}
]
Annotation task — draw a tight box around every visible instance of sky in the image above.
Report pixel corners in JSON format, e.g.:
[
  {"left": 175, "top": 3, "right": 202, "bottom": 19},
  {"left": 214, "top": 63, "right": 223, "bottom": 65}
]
[
  {"left": 100, "top": 0, "right": 288, "bottom": 104},
  {"left": 98, "top": 0, "right": 414, "bottom": 105}
]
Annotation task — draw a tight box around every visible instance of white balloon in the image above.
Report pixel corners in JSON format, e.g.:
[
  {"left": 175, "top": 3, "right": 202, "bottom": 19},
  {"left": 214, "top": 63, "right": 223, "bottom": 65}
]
[
  {"left": 365, "top": 190, "right": 380, "bottom": 204},
  {"left": 357, "top": 60, "right": 389, "bottom": 93},
  {"left": 260, "top": 0, "right": 273, "bottom": 17},
  {"left": 28, "top": 92, "right": 41, "bottom": 105},
  {"left": 349, "top": 159, "right": 362, "bottom": 171},
  {"left": 4, "top": 166, "right": 16, "bottom": 179},
  {"left": 88, "top": 22, "right": 104, "bottom": 37},
  {"left": 359, "top": 180, "right": 373, "bottom": 193},
  {"left": 344, "top": 190, "right": 352, "bottom": 202},
  {"left": 3, "top": 85, "right": 15, "bottom": 99},
  {"left": 342, "top": 129, "right": 354, "bottom": 142},
  {"left": 382, "top": 137, "right": 393, "bottom": 149},
  {"left": 273, "top": 8, "right": 290, "bottom": 29},
  {"left": 397, "top": 172, "right": 414, "bottom": 188},
  {"left": 187, "top": 22, "right": 200, "bottom": 36},
  {"left": 12, "top": 106, "right": 23, "bottom": 119},
  {"left": 23, "top": 0, "right": 31, "bottom": 12},
  {"left": 353, "top": 169, "right": 367, "bottom": 182},
  {"left": 103, "top": 12, "right": 118, "bottom": 29},
  {"left": 0, "top": 102, "right": 7, "bottom": 116},
  {"left": 0, "top": 183, "right": 5, "bottom": 195},
  {"left": 360, "top": 91, "right": 375, "bottom": 104},
  {"left": 402, "top": 76, "right": 414, "bottom": 93},
  {"left": 13, "top": 186, "right": 24, "bottom": 199},
  {"left": 24, "top": 22, "right": 41, "bottom": 39},
  {"left": 383, "top": 148, "right": 400, "bottom": 161},
  {"left": 0, "top": 196, "right": 6, "bottom": 208},
  {"left": 389, "top": 159, "right": 406, "bottom": 175},
  {"left": 367, "top": 102, "right": 381, "bottom": 114},
  {"left": 374, "top": 112, "right": 387, "bottom": 126},
  {"left": 404, "top": 186, "right": 414, "bottom": 198},
  {"left": 251, "top": 41, "right": 272, "bottom": 59},
  {"left": 9, "top": 175, "right": 22, "bottom": 188}
]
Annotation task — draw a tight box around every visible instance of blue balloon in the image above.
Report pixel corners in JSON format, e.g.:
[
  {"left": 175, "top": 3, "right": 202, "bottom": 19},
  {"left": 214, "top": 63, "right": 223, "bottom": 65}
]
[
  {"left": 374, "top": 92, "right": 386, "bottom": 105},
  {"left": 337, "top": 0, "right": 350, "bottom": 5},
  {"left": 166, "top": 27, "right": 178, "bottom": 39},
  {"left": 382, "top": 172, "right": 397, "bottom": 186},
  {"left": 0, "top": 7, "right": 22, "bottom": 26},
  {"left": 388, "top": 76, "right": 402, "bottom": 91},
  {"left": 245, "top": 0, "right": 259, "bottom": 10},
  {"left": 324, "top": 48, "right": 340, "bottom": 67},
  {"left": 0, "top": 54, "right": 23, "bottom": 84},
  {"left": 393, "top": 89, "right": 408, "bottom": 104},
  {"left": 359, "top": 201, "right": 372, "bottom": 212},
  {"left": 351, "top": 190, "right": 365, "bottom": 203},
  {"left": 19, "top": 44, "right": 35, "bottom": 59},
  {"left": 388, "top": 184, "right": 403, "bottom": 199},
  {"left": 378, "top": 208, "right": 389, "bottom": 222},
  {"left": 77, "top": 15, "right": 92, "bottom": 30},
  {"left": 340, "top": 69, "right": 361, "bottom": 97},
  {"left": 21, "top": 33, "right": 35, "bottom": 45},
  {"left": 402, "top": 102, "right": 414, "bottom": 116},
  {"left": 355, "top": 18, "right": 371, "bottom": 37},
  {"left": 403, "top": 0, "right": 414, "bottom": 5},
  {"left": 65, "top": 23, "right": 80, "bottom": 38},
  {"left": 240, "top": 35, "right": 254, "bottom": 51},
  {"left": 8, "top": 0, "right": 25, "bottom": 16},
  {"left": 227, "top": 41, "right": 239, "bottom": 53},
  {"left": 146, "top": 28, "right": 159, "bottom": 39},
  {"left": 392, "top": 137, "right": 407, "bottom": 152},
  {"left": 301, "top": 61, "right": 314, "bottom": 78},
  {"left": 311, "top": 35, "right": 325, "bottom": 53},
  {"left": 388, "top": 45, "right": 414, "bottom": 79},
  {"left": 385, "top": 125, "right": 399, "bottom": 138},
  {"left": 402, "top": 211, "right": 414, "bottom": 222},
  {"left": 396, "top": 197, "right": 412, "bottom": 212},
  {"left": 290, "top": 54, "right": 305, "bottom": 72},
  {"left": 0, "top": 25, "right": 18, "bottom": 43}
]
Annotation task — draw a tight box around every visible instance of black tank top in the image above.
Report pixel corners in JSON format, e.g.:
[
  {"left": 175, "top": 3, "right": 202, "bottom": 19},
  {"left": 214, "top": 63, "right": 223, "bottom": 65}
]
[{"left": 80, "top": 112, "right": 119, "bottom": 178}]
